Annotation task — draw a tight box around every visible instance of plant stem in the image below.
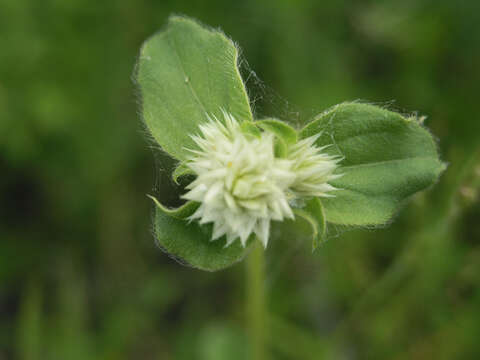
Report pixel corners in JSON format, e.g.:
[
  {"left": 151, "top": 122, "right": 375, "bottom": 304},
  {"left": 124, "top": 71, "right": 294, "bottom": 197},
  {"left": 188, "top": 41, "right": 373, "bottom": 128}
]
[{"left": 246, "top": 241, "right": 267, "bottom": 360}]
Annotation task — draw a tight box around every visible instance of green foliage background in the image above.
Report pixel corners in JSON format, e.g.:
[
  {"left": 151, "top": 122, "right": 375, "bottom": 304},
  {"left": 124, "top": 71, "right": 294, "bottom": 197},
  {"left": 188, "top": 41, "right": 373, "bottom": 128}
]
[{"left": 1, "top": 0, "right": 479, "bottom": 359}]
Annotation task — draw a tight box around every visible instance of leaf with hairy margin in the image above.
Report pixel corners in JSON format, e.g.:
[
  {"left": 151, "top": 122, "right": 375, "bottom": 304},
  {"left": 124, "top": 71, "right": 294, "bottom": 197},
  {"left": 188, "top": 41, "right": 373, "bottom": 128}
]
[
  {"left": 300, "top": 102, "right": 445, "bottom": 226},
  {"left": 136, "top": 15, "right": 253, "bottom": 161},
  {"left": 149, "top": 196, "right": 251, "bottom": 271}
]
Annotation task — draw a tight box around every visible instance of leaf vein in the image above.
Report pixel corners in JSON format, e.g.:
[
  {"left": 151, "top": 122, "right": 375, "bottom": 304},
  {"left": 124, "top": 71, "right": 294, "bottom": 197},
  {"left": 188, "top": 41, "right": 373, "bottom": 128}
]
[
  {"left": 339, "top": 156, "right": 436, "bottom": 170},
  {"left": 167, "top": 27, "right": 208, "bottom": 116}
]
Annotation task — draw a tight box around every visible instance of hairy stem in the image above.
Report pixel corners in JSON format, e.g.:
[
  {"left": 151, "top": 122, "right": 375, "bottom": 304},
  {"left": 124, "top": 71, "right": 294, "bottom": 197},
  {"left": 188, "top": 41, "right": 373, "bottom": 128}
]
[{"left": 246, "top": 241, "right": 267, "bottom": 360}]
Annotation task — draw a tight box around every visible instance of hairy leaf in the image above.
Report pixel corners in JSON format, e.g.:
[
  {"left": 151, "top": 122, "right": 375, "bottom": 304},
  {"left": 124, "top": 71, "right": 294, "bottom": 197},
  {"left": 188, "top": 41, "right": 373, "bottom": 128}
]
[
  {"left": 301, "top": 103, "right": 445, "bottom": 226},
  {"left": 136, "top": 16, "right": 252, "bottom": 161},
  {"left": 151, "top": 197, "right": 251, "bottom": 271}
]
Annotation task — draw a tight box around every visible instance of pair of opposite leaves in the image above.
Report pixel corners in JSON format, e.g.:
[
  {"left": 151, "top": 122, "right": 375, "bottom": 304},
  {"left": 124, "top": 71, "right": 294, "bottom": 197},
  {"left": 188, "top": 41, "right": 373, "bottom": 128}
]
[{"left": 135, "top": 16, "right": 445, "bottom": 271}]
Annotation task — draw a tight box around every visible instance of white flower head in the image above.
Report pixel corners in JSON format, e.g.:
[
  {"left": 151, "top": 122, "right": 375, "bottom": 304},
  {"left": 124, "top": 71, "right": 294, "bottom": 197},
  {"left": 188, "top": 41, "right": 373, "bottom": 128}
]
[
  {"left": 288, "top": 134, "right": 343, "bottom": 198},
  {"left": 183, "top": 111, "right": 296, "bottom": 248},
  {"left": 182, "top": 110, "right": 341, "bottom": 248}
]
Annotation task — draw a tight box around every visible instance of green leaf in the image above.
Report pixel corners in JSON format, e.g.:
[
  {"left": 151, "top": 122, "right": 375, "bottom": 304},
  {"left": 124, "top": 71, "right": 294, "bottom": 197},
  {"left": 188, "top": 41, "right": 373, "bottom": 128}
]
[
  {"left": 293, "top": 198, "right": 326, "bottom": 251},
  {"left": 150, "top": 196, "right": 251, "bottom": 271},
  {"left": 301, "top": 102, "right": 445, "bottom": 226},
  {"left": 136, "top": 16, "right": 253, "bottom": 161},
  {"left": 256, "top": 118, "right": 298, "bottom": 145}
]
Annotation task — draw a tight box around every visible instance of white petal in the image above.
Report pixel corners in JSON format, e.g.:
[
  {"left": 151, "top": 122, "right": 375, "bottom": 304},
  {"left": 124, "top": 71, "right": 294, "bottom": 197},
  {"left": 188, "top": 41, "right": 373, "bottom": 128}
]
[
  {"left": 183, "top": 184, "right": 208, "bottom": 201},
  {"left": 204, "top": 182, "right": 224, "bottom": 204},
  {"left": 212, "top": 221, "right": 228, "bottom": 240},
  {"left": 254, "top": 219, "right": 270, "bottom": 248}
]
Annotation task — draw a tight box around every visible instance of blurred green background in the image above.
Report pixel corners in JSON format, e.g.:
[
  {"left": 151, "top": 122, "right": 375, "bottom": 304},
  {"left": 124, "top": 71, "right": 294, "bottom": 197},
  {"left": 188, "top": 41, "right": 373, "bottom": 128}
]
[{"left": 1, "top": 0, "right": 480, "bottom": 359}]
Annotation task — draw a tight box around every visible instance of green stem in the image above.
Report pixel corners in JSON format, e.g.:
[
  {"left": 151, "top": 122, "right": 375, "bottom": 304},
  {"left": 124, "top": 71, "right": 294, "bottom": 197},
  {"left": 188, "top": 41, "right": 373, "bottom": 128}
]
[{"left": 246, "top": 241, "right": 267, "bottom": 360}]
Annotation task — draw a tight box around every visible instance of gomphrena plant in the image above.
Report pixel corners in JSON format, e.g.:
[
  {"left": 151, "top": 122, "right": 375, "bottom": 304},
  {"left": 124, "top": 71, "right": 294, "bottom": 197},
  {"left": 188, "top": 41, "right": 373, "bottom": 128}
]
[
  {"left": 136, "top": 15, "right": 444, "bottom": 271},
  {"left": 135, "top": 15, "right": 445, "bottom": 359}
]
